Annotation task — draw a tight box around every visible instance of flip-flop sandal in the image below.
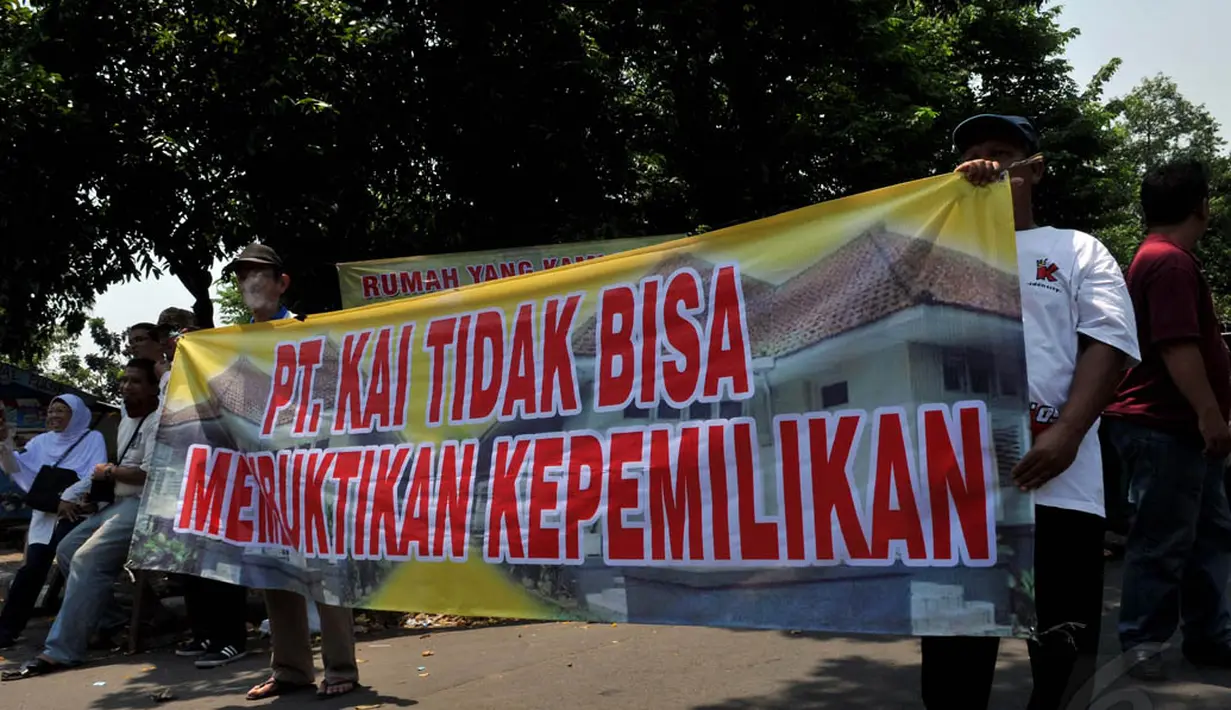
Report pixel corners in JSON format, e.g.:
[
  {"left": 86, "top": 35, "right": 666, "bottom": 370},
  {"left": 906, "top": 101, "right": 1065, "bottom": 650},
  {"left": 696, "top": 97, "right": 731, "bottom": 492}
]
[
  {"left": 316, "top": 679, "right": 358, "bottom": 698},
  {"left": 0, "top": 657, "right": 73, "bottom": 681},
  {"left": 246, "top": 676, "right": 312, "bottom": 701}
]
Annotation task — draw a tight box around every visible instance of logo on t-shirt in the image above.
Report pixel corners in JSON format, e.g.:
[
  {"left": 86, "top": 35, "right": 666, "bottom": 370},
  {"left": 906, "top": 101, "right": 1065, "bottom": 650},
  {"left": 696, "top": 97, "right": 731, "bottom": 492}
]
[
  {"left": 1029, "top": 257, "right": 1063, "bottom": 294},
  {"left": 1030, "top": 401, "right": 1060, "bottom": 438},
  {"left": 1035, "top": 258, "right": 1058, "bottom": 282}
]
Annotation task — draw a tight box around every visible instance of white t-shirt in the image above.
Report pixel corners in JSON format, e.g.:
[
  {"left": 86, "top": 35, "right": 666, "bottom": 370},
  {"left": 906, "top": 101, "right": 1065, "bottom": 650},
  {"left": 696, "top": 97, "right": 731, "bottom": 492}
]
[
  {"left": 1017, "top": 226, "right": 1140, "bottom": 518},
  {"left": 113, "top": 407, "right": 162, "bottom": 498}
]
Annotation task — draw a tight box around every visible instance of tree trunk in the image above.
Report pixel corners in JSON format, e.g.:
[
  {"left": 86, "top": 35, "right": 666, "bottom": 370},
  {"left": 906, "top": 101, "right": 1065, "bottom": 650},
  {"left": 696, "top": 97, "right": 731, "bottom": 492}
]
[{"left": 173, "top": 265, "right": 216, "bottom": 330}]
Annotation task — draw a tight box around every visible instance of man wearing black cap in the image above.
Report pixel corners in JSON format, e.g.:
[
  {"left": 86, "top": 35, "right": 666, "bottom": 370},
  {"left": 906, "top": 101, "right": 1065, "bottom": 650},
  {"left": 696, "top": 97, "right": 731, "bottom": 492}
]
[
  {"left": 919, "top": 115, "right": 1140, "bottom": 709},
  {"left": 179, "top": 244, "right": 296, "bottom": 668},
  {"left": 223, "top": 242, "right": 360, "bottom": 700},
  {"left": 225, "top": 242, "right": 295, "bottom": 322}
]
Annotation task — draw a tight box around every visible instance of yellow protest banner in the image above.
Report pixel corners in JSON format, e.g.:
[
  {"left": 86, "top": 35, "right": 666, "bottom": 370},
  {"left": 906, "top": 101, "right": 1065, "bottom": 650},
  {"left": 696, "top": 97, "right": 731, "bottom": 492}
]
[
  {"left": 336, "top": 235, "right": 678, "bottom": 309},
  {"left": 133, "top": 174, "right": 1032, "bottom": 637}
]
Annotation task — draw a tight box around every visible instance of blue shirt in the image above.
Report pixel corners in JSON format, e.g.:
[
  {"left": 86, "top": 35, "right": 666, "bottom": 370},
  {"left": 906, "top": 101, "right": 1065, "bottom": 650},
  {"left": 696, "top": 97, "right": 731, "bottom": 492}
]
[{"left": 250, "top": 306, "right": 293, "bottom": 323}]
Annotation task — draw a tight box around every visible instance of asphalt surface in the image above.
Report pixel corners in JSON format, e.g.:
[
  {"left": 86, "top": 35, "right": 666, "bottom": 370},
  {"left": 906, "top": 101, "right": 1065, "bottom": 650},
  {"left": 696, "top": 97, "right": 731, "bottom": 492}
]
[{"left": 0, "top": 562, "right": 1229, "bottom": 709}]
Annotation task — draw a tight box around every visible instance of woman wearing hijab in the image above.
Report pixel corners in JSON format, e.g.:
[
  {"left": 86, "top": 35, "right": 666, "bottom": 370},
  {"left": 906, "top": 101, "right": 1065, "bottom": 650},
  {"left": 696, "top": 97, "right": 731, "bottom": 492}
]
[{"left": 0, "top": 395, "right": 108, "bottom": 649}]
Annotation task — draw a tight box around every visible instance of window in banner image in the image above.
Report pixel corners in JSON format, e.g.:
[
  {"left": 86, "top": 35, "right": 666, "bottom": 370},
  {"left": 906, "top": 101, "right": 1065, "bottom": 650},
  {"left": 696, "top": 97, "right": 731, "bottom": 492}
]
[
  {"left": 943, "top": 351, "right": 968, "bottom": 392},
  {"left": 997, "top": 368, "right": 1020, "bottom": 396},
  {"left": 623, "top": 400, "right": 749, "bottom": 423},
  {"left": 623, "top": 404, "right": 651, "bottom": 420},
  {"left": 718, "top": 400, "right": 743, "bottom": 420},
  {"left": 941, "top": 347, "right": 1015, "bottom": 398},
  {"left": 968, "top": 351, "right": 994, "bottom": 395},
  {"left": 658, "top": 400, "right": 682, "bottom": 420},
  {"left": 819, "top": 381, "right": 849, "bottom": 409},
  {"left": 751, "top": 386, "right": 773, "bottom": 447}
]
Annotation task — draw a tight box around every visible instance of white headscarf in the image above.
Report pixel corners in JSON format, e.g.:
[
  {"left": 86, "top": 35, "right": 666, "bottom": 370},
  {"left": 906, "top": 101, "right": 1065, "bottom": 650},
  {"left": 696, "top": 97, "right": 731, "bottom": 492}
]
[{"left": 8, "top": 394, "right": 109, "bottom": 491}]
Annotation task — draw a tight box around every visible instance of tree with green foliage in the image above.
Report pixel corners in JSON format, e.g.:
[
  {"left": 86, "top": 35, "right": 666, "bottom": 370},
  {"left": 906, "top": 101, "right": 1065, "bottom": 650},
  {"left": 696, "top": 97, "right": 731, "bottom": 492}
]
[
  {"left": 1110, "top": 75, "right": 1224, "bottom": 172},
  {"left": 0, "top": 0, "right": 1144, "bottom": 359},
  {"left": 15, "top": 318, "right": 126, "bottom": 400},
  {"left": 213, "top": 277, "right": 252, "bottom": 326},
  {"left": 0, "top": 1, "right": 130, "bottom": 362},
  {"left": 1095, "top": 74, "right": 1231, "bottom": 318}
]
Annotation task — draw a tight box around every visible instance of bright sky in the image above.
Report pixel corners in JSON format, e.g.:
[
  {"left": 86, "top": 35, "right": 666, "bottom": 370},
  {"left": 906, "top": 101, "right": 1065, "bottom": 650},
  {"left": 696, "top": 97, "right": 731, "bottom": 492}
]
[
  {"left": 80, "top": 0, "right": 1229, "bottom": 356},
  {"left": 1055, "top": 0, "right": 1231, "bottom": 135},
  {"left": 83, "top": 258, "right": 228, "bottom": 356}
]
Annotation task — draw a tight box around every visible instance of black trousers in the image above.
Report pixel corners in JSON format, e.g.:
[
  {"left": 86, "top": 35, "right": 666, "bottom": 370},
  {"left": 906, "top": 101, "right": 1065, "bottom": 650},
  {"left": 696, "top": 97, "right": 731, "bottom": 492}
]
[
  {"left": 0, "top": 518, "right": 79, "bottom": 640},
  {"left": 1100, "top": 428, "right": 1129, "bottom": 537},
  {"left": 921, "top": 505, "right": 1105, "bottom": 710},
  {"left": 182, "top": 575, "right": 249, "bottom": 650}
]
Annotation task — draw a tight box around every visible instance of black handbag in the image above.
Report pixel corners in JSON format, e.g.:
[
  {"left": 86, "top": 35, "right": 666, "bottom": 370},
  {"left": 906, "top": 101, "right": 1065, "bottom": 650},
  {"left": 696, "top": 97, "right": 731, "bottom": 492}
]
[
  {"left": 89, "top": 415, "right": 148, "bottom": 505},
  {"left": 24, "top": 431, "right": 92, "bottom": 513}
]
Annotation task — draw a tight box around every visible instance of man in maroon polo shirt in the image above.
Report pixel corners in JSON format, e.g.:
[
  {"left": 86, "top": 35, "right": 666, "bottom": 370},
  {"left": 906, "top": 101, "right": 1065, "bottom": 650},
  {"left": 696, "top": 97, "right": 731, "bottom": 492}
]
[{"left": 1104, "top": 159, "right": 1231, "bottom": 681}]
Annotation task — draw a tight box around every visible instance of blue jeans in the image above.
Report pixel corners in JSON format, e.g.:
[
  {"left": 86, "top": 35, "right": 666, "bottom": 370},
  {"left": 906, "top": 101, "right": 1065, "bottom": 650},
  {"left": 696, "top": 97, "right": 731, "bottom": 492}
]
[
  {"left": 1103, "top": 418, "right": 1231, "bottom": 650},
  {"left": 42, "top": 496, "right": 140, "bottom": 665}
]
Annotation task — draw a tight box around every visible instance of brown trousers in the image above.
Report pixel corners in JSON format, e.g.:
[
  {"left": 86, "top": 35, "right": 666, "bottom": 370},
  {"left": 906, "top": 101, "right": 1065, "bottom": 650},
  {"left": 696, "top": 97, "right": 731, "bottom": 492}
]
[{"left": 264, "top": 589, "right": 357, "bottom": 685}]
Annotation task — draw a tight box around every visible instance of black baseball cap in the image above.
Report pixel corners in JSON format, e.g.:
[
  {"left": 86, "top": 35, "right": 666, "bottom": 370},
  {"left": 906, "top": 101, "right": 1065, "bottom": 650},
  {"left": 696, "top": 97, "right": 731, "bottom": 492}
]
[
  {"left": 953, "top": 114, "right": 1040, "bottom": 155},
  {"left": 224, "top": 242, "right": 283, "bottom": 275}
]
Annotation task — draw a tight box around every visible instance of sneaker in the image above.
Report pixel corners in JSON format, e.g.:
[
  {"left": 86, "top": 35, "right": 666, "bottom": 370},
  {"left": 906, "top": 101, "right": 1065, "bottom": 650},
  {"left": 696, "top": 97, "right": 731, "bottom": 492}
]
[
  {"left": 1126, "top": 645, "right": 1167, "bottom": 681},
  {"left": 195, "top": 644, "right": 248, "bottom": 669},
  {"left": 175, "top": 639, "right": 210, "bottom": 657},
  {"left": 1183, "top": 641, "right": 1231, "bottom": 669}
]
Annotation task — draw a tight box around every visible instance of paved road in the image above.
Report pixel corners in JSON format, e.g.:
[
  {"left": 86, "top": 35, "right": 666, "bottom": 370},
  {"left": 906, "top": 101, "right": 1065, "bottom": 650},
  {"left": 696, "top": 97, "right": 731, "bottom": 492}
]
[{"left": 0, "top": 564, "right": 1229, "bottom": 709}]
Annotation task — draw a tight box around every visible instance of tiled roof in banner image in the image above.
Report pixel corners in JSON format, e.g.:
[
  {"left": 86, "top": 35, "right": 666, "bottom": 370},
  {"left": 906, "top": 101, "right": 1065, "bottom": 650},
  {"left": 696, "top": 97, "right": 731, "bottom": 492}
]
[{"left": 569, "top": 228, "right": 1021, "bottom": 359}]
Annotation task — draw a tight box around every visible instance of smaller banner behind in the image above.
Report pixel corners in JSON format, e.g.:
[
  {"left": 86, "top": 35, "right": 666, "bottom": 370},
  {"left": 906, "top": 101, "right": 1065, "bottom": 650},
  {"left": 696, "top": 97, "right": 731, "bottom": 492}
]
[
  {"left": 133, "top": 174, "right": 1035, "bottom": 638},
  {"left": 337, "top": 235, "right": 679, "bottom": 309}
]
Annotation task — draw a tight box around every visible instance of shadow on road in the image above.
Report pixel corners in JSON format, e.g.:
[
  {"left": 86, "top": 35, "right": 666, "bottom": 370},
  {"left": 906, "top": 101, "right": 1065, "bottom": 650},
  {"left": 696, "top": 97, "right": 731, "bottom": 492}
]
[
  {"left": 690, "top": 649, "right": 1029, "bottom": 709},
  {"left": 80, "top": 653, "right": 418, "bottom": 710},
  {"left": 695, "top": 561, "right": 1231, "bottom": 709}
]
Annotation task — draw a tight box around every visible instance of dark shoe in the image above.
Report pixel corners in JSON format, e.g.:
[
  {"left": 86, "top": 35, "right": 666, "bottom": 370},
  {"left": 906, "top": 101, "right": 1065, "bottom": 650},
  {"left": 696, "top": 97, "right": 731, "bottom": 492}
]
[
  {"left": 1183, "top": 641, "right": 1231, "bottom": 669},
  {"left": 175, "top": 638, "right": 210, "bottom": 657},
  {"left": 1126, "top": 646, "right": 1167, "bottom": 681},
  {"left": 0, "top": 656, "right": 76, "bottom": 682},
  {"left": 195, "top": 644, "right": 248, "bottom": 669}
]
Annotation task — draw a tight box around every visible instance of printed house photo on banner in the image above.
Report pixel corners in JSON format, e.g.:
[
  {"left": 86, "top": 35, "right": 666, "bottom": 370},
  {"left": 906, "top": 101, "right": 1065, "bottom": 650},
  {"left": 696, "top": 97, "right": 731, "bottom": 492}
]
[{"left": 130, "top": 173, "right": 1034, "bottom": 639}]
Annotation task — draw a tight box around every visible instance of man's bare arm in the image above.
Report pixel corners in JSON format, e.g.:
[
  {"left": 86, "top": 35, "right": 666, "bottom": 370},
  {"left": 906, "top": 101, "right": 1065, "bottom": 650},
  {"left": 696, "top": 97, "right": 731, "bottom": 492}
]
[
  {"left": 1055, "top": 337, "right": 1128, "bottom": 439},
  {"left": 103, "top": 464, "right": 147, "bottom": 487},
  {"left": 1012, "top": 337, "right": 1126, "bottom": 490},
  {"left": 1160, "top": 341, "right": 1231, "bottom": 456}
]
